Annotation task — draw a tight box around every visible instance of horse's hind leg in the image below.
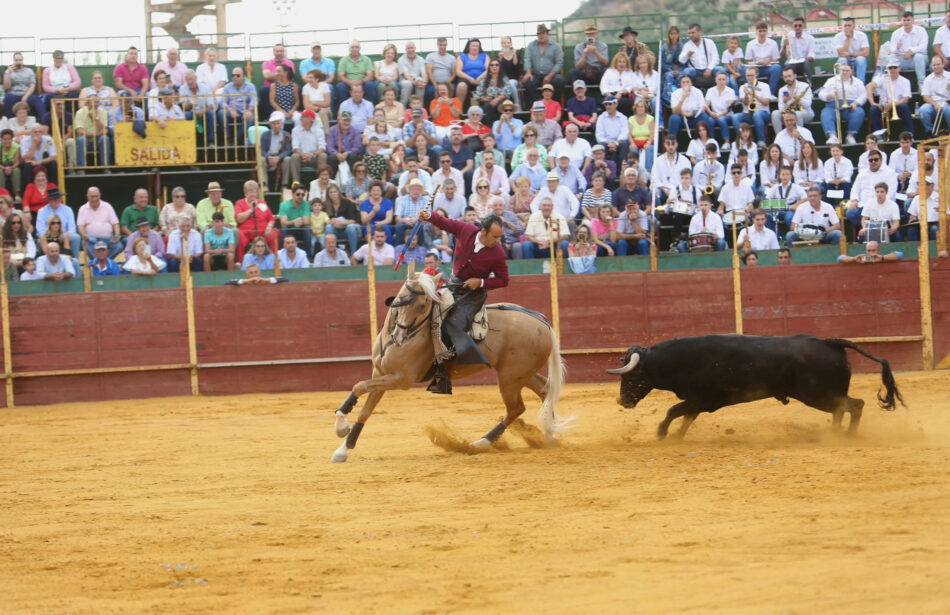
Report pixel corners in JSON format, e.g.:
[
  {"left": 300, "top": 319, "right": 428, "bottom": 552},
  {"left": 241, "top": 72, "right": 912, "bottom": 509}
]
[
  {"left": 471, "top": 381, "right": 528, "bottom": 449},
  {"left": 332, "top": 391, "right": 385, "bottom": 463},
  {"left": 525, "top": 373, "right": 548, "bottom": 400}
]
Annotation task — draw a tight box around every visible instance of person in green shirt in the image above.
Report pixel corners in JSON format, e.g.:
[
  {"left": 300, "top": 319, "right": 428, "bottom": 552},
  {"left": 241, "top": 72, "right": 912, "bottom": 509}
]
[
  {"left": 336, "top": 40, "right": 378, "bottom": 104},
  {"left": 278, "top": 182, "right": 313, "bottom": 257},
  {"left": 195, "top": 180, "right": 237, "bottom": 234},
  {"left": 119, "top": 188, "right": 160, "bottom": 236},
  {"left": 203, "top": 211, "right": 236, "bottom": 271}
]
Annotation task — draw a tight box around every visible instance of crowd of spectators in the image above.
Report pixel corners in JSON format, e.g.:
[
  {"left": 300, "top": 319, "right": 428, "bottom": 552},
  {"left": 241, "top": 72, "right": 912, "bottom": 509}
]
[{"left": 5, "top": 11, "right": 950, "bottom": 277}]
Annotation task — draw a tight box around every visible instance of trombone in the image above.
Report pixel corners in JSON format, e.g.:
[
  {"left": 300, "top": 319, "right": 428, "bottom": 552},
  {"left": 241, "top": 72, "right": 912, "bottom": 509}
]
[{"left": 833, "top": 62, "right": 843, "bottom": 144}]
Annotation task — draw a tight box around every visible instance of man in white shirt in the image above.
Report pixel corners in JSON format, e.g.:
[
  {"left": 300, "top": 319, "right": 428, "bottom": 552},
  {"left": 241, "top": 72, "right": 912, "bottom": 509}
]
[
  {"left": 774, "top": 110, "right": 815, "bottom": 165},
  {"left": 906, "top": 150, "right": 938, "bottom": 199},
  {"left": 594, "top": 96, "right": 628, "bottom": 164},
  {"left": 833, "top": 17, "right": 870, "bottom": 81},
  {"left": 919, "top": 55, "right": 950, "bottom": 134},
  {"left": 766, "top": 165, "right": 808, "bottom": 228},
  {"left": 847, "top": 151, "right": 897, "bottom": 228},
  {"left": 669, "top": 74, "right": 710, "bottom": 140},
  {"left": 818, "top": 62, "right": 866, "bottom": 144},
  {"left": 745, "top": 22, "right": 782, "bottom": 94},
  {"left": 548, "top": 123, "right": 592, "bottom": 172},
  {"left": 933, "top": 9, "right": 950, "bottom": 66},
  {"left": 397, "top": 41, "right": 427, "bottom": 107},
  {"left": 166, "top": 218, "right": 204, "bottom": 272},
  {"left": 679, "top": 23, "right": 726, "bottom": 87},
  {"left": 732, "top": 66, "right": 773, "bottom": 147},
  {"left": 786, "top": 187, "right": 842, "bottom": 247},
  {"left": 277, "top": 234, "right": 310, "bottom": 269},
  {"left": 432, "top": 151, "right": 465, "bottom": 195},
  {"left": 889, "top": 11, "right": 929, "bottom": 86},
  {"left": 521, "top": 197, "right": 570, "bottom": 259},
  {"left": 782, "top": 17, "right": 817, "bottom": 78},
  {"left": 693, "top": 143, "right": 725, "bottom": 200},
  {"left": 888, "top": 131, "right": 917, "bottom": 193},
  {"left": 651, "top": 136, "right": 692, "bottom": 205},
  {"left": 907, "top": 176, "right": 942, "bottom": 241},
  {"left": 351, "top": 227, "right": 396, "bottom": 265},
  {"left": 859, "top": 182, "right": 902, "bottom": 242},
  {"left": 772, "top": 66, "right": 814, "bottom": 132},
  {"left": 867, "top": 58, "right": 913, "bottom": 134},
  {"left": 432, "top": 178, "right": 467, "bottom": 219},
  {"left": 704, "top": 73, "right": 738, "bottom": 148},
  {"left": 530, "top": 172, "right": 580, "bottom": 222},
  {"left": 677, "top": 197, "right": 726, "bottom": 252},
  {"left": 718, "top": 163, "right": 756, "bottom": 221},
  {"left": 288, "top": 110, "right": 328, "bottom": 188},
  {"left": 737, "top": 208, "right": 780, "bottom": 250}
]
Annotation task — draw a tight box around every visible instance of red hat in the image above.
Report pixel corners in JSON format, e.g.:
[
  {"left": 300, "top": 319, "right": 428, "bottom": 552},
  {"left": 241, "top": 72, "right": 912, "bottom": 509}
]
[{"left": 301, "top": 109, "right": 316, "bottom": 120}]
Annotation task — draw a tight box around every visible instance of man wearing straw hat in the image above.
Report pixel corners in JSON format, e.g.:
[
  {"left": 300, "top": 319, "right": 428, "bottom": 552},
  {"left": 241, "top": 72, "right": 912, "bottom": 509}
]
[
  {"left": 521, "top": 23, "right": 565, "bottom": 106},
  {"left": 195, "top": 180, "right": 237, "bottom": 234}
]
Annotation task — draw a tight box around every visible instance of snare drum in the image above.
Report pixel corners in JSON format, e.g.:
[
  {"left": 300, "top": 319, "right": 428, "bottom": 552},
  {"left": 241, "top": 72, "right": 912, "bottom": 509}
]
[
  {"left": 667, "top": 200, "right": 695, "bottom": 216},
  {"left": 688, "top": 232, "right": 716, "bottom": 252},
  {"left": 865, "top": 220, "right": 891, "bottom": 243},
  {"left": 721, "top": 210, "right": 746, "bottom": 226},
  {"left": 797, "top": 224, "right": 825, "bottom": 242},
  {"left": 759, "top": 198, "right": 786, "bottom": 215}
]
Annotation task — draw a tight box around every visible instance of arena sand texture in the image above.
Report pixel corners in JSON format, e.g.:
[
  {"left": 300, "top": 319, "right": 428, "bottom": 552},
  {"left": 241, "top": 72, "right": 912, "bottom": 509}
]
[{"left": 2, "top": 371, "right": 949, "bottom": 614}]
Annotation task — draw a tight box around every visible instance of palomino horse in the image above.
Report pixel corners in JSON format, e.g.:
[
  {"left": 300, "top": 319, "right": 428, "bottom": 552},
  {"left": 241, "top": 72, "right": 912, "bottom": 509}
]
[{"left": 331, "top": 268, "right": 570, "bottom": 462}]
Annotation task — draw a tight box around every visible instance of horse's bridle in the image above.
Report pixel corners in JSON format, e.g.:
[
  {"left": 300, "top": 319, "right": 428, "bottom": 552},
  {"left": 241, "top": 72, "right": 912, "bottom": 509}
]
[{"left": 389, "top": 286, "right": 432, "bottom": 344}]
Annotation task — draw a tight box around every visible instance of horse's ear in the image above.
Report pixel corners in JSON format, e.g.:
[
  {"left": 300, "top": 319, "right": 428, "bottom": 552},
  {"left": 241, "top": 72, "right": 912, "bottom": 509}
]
[{"left": 407, "top": 260, "right": 415, "bottom": 278}]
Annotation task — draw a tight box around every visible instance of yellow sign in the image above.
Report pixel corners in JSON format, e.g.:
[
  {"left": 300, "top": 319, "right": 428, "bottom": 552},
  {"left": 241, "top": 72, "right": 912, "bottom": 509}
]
[{"left": 115, "top": 120, "right": 197, "bottom": 166}]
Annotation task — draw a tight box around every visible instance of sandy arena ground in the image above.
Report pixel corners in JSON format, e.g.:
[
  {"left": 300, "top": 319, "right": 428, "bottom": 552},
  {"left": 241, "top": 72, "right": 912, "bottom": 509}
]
[{"left": 2, "top": 370, "right": 950, "bottom": 614}]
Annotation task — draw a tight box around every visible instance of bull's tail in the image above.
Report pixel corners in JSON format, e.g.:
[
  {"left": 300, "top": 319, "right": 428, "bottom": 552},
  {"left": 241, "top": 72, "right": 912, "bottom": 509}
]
[
  {"left": 538, "top": 328, "right": 573, "bottom": 439},
  {"left": 825, "top": 338, "right": 905, "bottom": 410}
]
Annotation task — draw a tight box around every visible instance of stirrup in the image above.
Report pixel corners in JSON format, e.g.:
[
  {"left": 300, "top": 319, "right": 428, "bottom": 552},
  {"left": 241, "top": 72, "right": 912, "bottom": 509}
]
[{"left": 426, "top": 365, "right": 452, "bottom": 395}]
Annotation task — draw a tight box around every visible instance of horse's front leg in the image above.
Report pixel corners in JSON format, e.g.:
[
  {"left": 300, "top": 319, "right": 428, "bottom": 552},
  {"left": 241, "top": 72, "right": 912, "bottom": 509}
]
[
  {"left": 334, "top": 372, "right": 412, "bottom": 437},
  {"left": 332, "top": 390, "right": 386, "bottom": 463}
]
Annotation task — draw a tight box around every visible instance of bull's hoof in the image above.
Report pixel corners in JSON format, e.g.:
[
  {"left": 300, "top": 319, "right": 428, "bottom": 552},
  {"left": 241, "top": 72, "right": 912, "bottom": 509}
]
[
  {"left": 335, "top": 412, "right": 351, "bottom": 438},
  {"left": 656, "top": 424, "right": 669, "bottom": 440},
  {"left": 331, "top": 442, "right": 349, "bottom": 463}
]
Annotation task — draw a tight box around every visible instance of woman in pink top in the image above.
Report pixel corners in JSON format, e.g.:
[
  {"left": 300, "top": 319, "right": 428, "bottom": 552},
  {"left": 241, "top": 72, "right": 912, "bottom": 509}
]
[{"left": 589, "top": 204, "right": 619, "bottom": 256}]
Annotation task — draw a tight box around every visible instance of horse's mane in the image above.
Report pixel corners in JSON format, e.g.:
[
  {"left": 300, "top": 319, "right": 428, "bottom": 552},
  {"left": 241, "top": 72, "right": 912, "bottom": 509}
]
[{"left": 410, "top": 273, "right": 440, "bottom": 304}]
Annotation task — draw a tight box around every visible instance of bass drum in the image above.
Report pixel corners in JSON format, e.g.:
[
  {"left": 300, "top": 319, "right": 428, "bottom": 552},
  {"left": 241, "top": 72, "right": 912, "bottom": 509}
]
[
  {"left": 797, "top": 224, "right": 825, "bottom": 242},
  {"left": 865, "top": 220, "right": 891, "bottom": 243},
  {"left": 721, "top": 210, "right": 746, "bottom": 226}
]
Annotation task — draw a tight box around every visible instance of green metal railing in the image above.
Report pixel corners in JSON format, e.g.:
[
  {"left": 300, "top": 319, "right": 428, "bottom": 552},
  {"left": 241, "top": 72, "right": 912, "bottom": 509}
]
[
  {"left": 0, "top": 38, "right": 36, "bottom": 65},
  {"left": 354, "top": 22, "right": 453, "bottom": 55}
]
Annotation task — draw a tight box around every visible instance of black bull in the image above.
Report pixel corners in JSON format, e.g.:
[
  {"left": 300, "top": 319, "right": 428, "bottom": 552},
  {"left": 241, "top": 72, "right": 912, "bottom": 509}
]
[{"left": 607, "top": 334, "right": 904, "bottom": 439}]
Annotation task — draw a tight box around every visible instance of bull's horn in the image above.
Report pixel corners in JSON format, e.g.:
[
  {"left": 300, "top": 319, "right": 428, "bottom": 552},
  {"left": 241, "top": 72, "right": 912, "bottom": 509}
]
[{"left": 606, "top": 353, "right": 640, "bottom": 375}]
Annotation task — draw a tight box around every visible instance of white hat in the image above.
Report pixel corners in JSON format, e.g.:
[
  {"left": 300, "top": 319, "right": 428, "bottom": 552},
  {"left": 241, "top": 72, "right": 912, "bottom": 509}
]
[
  {"left": 408, "top": 178, "right": 424, "bottom": 188},
  {"left": 268, "top": 111, "right": 285, "bottom": 123}
]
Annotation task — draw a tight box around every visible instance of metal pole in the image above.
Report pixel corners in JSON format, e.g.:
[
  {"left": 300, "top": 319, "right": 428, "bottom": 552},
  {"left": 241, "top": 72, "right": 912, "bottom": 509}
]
[
  {"left": 650, "top": 41, "right": 662, "bottom": 272},
  {"left": 940, "top": 144, "right": 950, "bottom": 255},
  {"left": 732, "top": 216, "right": 743, "bottom": 335},
  {"left": 0, "top": 248, "right": 13, "bottom": 407},
  {"left": 549, "top": 221, "right": 561, "bottom": 344},
  {"left": 366, "top": 230, "right": 378, "bottom": 348},
  {"left": 183, "top": 230, "right": 199, "bottom": 395},
  {"left": 80, "top": 249, "right": 91, "bottom": 292}
]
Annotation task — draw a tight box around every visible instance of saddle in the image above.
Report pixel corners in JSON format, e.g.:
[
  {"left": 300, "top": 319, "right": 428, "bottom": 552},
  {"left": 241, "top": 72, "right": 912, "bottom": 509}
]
[{"left": 437, "top": 291, "right": 489, "bottom": 342}]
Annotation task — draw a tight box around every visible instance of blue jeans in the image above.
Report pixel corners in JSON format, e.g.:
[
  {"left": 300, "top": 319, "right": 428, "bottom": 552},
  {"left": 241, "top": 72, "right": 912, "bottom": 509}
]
[
  {"left": 711, "top": 115, "right": 732, "bottom": 144},
  {"left": 618, "top": 238, "right": 651, "bottom": 255},
  {"left": 167, "top": 255, "right": 205, "bottom": 273},
  {"left": 677, "top": 237, "right": 727, "bottom": 252},
  {"left": 335, "top": 81, "right": 379, "bottom": 106},
  {"left": 76, "top": 135, "right": 113, "bottom": 166},
  {"left": 84, "top": 236, "right": 124, "bottom": 259},
  {"left": 870, "top": 103, "right": 913, "bottom": 134},
  {"left": 918, "top": 102, "right": 950, "bottom": 133},
  {"left": 897, "top": 53, "right": 927, "bottom": 86},
  {"left": 629, "top": 143, "right": 654, "bottom": 172},
  {"left": 751, "top": 64, "right": 782, "bottom": 94},
  {"left": 3, "top": 93, "right": 43, "bottom": 118},
  {"left": 837, "top": 57, "right": 868, "bottom": 81},
  {"left": 786, "top": 229, "right": 842, "bottom": 246},
  {"left": 907, "top": 223, "right": 938, "bottom": 241},
  {"left": 327, "top": 223, "right": 362, "bottom": 252},
  {"left": 820, "top": 103, "right": 866, "bottom": 138},
  {"left": 681, "top": 66, "right": 727, "bottom": 86},
  {"left": 668, "top": 112, "right": 712, "bottom": 139},
  {"left": 218, "top": 109, "right": 251, "bottom": 145},
  {"left": 732, "top": 110, "right": 770, "bottom": 143},
  {"left": 522, "top": 240, "right": 569, "bottom": 259}
]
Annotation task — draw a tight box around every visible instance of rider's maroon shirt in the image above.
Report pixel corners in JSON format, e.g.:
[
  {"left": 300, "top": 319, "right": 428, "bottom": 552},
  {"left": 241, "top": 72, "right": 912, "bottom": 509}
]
[{"left": 428, "top": 211, "right": 510, "bottom": 290}]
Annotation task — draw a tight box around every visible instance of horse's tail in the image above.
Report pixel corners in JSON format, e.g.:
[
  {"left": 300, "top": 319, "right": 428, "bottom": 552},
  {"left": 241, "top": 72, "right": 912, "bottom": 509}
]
[
  {"left": 538, "top": 327, "right": 574, "bottom": 438},
  {"left": 825, "top": 338, "right": 905, "bottom": 410}
]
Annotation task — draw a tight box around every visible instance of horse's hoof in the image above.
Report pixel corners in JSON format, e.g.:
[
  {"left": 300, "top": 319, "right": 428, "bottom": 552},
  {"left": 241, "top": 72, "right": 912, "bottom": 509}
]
[
  {"left": 335, "top": 414, "right": 351, "bottom": 438},
  {"left": 331, "top": 442, "right": 349, "bottom": 463},
  {"left": 470, "top": 438, "right": 492, "bottom": 450}
]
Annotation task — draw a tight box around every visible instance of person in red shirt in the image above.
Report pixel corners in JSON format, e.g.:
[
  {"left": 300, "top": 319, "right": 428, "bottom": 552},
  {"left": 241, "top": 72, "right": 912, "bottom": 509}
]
[
  {"left": 21, "top": 167, "right": 56, "bottom": 214},
  {"left": 417, "top": 208, "right": 509, "bottom": 393},
  {"left": 233, "top": 179, "right": 277, "bottom": 257}
]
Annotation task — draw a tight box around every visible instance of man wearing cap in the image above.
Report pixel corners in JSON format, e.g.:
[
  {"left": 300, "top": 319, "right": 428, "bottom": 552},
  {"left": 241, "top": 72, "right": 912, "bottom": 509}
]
[
  {"left": 416, "top": 203, "right": 509, "bottom": 394},
  {"left": 219, "top": 67, "right": 257, "bottom": 145},
  {"left": 867, "top": 58, "right": 913, "bottom": 134},
  {"left": 196, "top": 181, "right": 237, "bottom": 234},
  {"left": 491, "top": 100, "right": 524, "bottom": 156},
  {"left": 35, "top": 188, "right": 80, "bottom": 251},
  {"left": 337, "top": 40, "right": 378, "bottom": 107},
  {"left": 288, "top": 109, "right": 328, "bottom": 188},
  {"left": 278, "top": 182, "right": 313, "bottom": 257},
  {"left": 77, "top": 187, "right": 122, "bottom": 258},
  {"left": 120, "top": 188, "right": 160, "bottom": 237},
  {"left": 595, "top": 96, "right": 628, "bottom": 164},
  {"left": 548, "top": 123, "right": 592, "bottom": 173},
  {"left": 522, "top": 24, "right": 565, "bottom": 106},
  {"left": 399, "top": 42, "right": 428, "bottom": 107},
  {"left": 179, "top": 69, "right": 216, "bottom": 143},
  {"left": 566, "top": 80, "right": 598, "bottom": 130},
  {"left": 326, "top": 110, "right": 363, "bottom": 176},
  {"left": 402, "top": 107, "right": 439, "bottom": 149},
  {"left": 586, "top": 144, "right": 617, "bottom": 190},
  {"left": 571, "top": 24, "right": 609, "bottom": 85},
  {"left": 527, "top": 100, "right": 563, "bottom": 148},
  {"left": 619, "top": 27, "right": 650, "bottom": 68},
  {"left": 166, "top": 217, "right": 204, "bottom": 272},
  {"left": 394, "top": 177, "right": 431, "bottom": 246},
  {"left": 299, "top": 42, "right": 336, "bottom": 87},
  {"left": 124, "top": 216, "right": 165, "bottom": 259},
  {"left": 260, "top": 111, "right": 293, "bottom": 185},
  {"left": 339, "top": 83, "right": 375, "bottom": 133},
  {"left": 426, "top": 38, "right": 458, "bottom": 103},
  {"left": 553, "top": 153, "right": 588, "bottom": 200},
  {"left": 42, "top": 50, "right": 81, "bottom": 111},
  {"left": 531, "top": 171, "right": 580, "bottom": 222},
  {"left": 91, "top": 241, "right": 122, "bottom": 276}
]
